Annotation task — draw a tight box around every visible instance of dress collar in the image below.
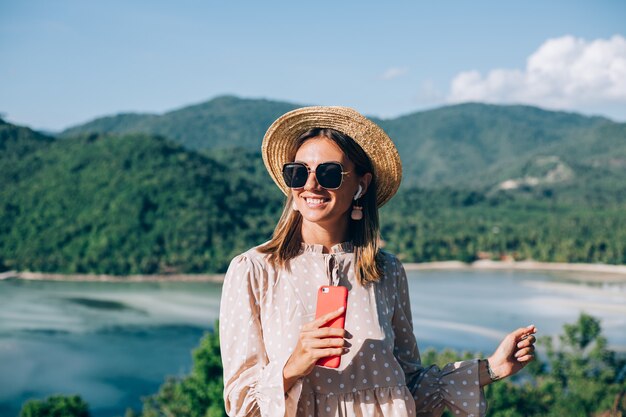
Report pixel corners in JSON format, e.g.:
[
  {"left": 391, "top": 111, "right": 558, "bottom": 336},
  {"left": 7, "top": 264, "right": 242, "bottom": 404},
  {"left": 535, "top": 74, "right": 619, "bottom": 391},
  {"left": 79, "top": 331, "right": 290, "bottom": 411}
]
[{"left": 301, "top": 241, "right": 354, "bottom": 254}]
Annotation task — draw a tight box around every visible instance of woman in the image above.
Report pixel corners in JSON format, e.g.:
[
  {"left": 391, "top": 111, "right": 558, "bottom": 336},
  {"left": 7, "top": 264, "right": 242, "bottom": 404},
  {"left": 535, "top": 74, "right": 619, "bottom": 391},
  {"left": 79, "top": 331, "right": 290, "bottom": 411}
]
[{"left": 219, "top": 107, "right": 536, "bottom": 417}]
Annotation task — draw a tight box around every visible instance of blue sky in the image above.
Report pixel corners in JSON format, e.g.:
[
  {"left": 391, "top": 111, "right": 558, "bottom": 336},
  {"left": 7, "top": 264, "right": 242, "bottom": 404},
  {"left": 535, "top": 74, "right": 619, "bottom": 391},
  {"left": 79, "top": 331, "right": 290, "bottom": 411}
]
[{"left": 1, "top": 0, "right": 625, "bottom": 131}]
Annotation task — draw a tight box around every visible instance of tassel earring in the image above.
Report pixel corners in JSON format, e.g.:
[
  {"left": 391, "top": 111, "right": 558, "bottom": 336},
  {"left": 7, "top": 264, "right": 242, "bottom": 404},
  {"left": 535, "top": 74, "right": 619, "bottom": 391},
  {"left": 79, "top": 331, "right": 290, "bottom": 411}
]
[{"left": 351, "top": 185, "right": 363, "bottom": 220}]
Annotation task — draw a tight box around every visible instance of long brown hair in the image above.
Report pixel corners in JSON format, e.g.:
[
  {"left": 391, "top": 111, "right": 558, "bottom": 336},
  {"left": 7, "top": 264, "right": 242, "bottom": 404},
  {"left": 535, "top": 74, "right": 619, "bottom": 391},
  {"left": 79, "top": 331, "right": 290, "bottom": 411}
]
[{"left": 258, "top": 128, "right": 384, "bottom": 285}]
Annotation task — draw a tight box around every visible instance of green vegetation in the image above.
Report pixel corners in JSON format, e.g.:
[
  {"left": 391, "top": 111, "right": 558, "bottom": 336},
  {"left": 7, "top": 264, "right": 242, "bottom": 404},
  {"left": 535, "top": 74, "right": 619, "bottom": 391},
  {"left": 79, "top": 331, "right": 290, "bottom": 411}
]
[
  {"left": 495, "top": 312, "right": 626, "bottom": 416},
  {"left": 382, "top": 187, "right": 626, "bottom": 264},
  {"left": 1, "top": 130, "right": 283, "bottom": 274},
  {"left": 379, "top": 103, "right": 625, "bottom": 188},
  {"left": 1, "top": 118, "right": 54, "bottom": 158},
  {"left": 424, "top": 314, "right": 626, "bottom": 417},
  {"left": 60, "top": 97, "right": 626, "bottom": 190},
  {"left": 20, "top": 314, "right": 625, "bottom": 417},
  {"left": 19, "top": 395, "right": 89, "bottom": 417},
  {"left": 2, "top": 105, "right": 625, "bottom": 273}
]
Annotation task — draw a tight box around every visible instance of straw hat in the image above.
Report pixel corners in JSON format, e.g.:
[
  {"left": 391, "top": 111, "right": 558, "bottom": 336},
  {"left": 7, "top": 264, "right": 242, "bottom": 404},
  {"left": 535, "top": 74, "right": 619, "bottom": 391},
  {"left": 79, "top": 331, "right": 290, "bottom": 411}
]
[{"left": 261, "top": 106, "right": 402, "bottom": 207}]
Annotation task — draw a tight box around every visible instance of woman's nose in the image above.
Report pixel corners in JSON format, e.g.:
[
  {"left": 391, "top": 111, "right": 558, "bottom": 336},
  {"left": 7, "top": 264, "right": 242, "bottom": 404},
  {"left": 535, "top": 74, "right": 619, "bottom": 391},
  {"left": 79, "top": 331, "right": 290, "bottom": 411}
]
[{"left": 303, "top": 167, "right": 321, "bottom": 190}]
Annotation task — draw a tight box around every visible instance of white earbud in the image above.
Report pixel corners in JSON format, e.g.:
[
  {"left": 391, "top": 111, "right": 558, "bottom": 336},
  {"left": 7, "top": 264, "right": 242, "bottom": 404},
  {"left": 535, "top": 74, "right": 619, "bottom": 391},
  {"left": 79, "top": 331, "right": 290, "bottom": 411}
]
[{"left": 354, "top": 185, "right": 363, "bottom": 200}]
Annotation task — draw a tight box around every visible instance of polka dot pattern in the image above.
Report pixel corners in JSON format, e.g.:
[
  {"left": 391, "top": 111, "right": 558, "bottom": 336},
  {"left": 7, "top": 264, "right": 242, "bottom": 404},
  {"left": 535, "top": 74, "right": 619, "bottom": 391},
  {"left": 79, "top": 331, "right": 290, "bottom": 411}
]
[{"left": 219, "top": 243, "right": 487, "bottom": 417}]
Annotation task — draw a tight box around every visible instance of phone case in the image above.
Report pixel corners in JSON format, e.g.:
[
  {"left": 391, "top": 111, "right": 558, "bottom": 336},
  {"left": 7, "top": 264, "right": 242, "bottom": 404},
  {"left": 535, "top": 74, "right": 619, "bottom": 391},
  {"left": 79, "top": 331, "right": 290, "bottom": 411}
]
[{"left": 315, "top": 285, "right": 348, "bottom": 368}]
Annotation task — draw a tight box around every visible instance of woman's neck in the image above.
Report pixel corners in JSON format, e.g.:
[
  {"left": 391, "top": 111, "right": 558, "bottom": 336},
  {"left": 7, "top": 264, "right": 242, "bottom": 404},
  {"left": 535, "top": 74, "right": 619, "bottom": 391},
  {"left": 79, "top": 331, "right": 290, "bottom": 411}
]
[{"left": 301, "top": 219, "right": 349, "bottom": 253}]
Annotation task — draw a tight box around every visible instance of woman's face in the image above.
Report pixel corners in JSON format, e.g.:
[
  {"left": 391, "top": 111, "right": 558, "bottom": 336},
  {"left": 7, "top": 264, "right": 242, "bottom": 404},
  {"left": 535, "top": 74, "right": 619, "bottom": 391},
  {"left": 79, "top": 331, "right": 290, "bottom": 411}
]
[{"left": 291, "top": 136, "right": 369, "bottom": 230}]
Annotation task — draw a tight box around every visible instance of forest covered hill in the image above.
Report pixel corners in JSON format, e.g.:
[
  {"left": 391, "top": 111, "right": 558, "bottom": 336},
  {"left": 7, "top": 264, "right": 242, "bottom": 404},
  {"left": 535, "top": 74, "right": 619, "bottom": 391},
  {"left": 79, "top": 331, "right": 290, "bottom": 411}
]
[
  {"left": 2, "top": 102, "right": 625, "bottom": 274},
  {"left": 60, "top": 96, "right": 626, "bottom": 190},
  {"left": 2, "top": 121, "right": 282, "bottom": 273}
]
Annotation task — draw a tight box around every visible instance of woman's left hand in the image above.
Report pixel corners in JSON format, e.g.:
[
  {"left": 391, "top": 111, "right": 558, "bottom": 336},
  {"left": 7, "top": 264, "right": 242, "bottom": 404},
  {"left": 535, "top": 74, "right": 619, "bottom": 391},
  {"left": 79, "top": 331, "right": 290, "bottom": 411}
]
[{"left": 487, "top": 325, "right": 537, "bottom": 380}]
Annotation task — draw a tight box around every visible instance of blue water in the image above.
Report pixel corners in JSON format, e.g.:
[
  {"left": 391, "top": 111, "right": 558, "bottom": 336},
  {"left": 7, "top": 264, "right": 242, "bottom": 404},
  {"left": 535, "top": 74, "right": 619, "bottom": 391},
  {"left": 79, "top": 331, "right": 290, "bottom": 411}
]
[{"left": 0, "top": 270, "right": 624, "bottom": 417}]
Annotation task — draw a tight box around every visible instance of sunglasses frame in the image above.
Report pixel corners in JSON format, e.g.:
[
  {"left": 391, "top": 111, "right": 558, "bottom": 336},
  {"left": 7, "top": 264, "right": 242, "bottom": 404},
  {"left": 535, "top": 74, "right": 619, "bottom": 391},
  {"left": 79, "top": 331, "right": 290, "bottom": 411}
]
[{"left": 282, "top": 161, "right": 351, "bottom": 190}]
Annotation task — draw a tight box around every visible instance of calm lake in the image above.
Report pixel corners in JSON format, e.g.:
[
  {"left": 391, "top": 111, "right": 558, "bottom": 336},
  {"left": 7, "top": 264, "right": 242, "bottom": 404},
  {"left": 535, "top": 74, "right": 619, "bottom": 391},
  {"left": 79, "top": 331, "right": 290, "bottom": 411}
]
[{"left": 1, "top": 269, "right": 625, "bottom": 417}]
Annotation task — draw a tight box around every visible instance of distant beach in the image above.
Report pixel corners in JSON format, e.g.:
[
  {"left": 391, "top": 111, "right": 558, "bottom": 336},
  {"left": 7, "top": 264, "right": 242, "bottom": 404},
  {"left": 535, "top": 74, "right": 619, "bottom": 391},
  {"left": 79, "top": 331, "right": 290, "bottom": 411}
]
[
  {"left": 0, "top": 270, "right": 224, "bottom": 283},
  {"left": 2, "top": 259, "right": 626, "bottom": 283},
  {"left": 403, "top": 260, "right": 626, "bottom": 282}
]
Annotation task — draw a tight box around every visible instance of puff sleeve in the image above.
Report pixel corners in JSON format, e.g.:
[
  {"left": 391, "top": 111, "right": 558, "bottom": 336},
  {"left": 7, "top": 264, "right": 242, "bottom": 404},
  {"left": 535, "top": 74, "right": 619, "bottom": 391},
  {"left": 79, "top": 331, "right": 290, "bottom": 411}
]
[
  {"left": 219, "top": 254, "right": 303, "bottom": 417},
  {"left": 390, "top": 258, "right": 487, "bottom": 417}
]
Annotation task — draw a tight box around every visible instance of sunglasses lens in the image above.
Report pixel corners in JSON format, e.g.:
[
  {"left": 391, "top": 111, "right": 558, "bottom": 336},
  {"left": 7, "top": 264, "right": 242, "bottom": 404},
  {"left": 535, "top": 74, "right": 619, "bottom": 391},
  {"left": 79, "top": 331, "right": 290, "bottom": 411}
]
[
  {"left": 282, "top": 163, "right": 308, "bottom": 188},
  {"left": 316, "top": 163, "right": 343, "bottom": 189}
]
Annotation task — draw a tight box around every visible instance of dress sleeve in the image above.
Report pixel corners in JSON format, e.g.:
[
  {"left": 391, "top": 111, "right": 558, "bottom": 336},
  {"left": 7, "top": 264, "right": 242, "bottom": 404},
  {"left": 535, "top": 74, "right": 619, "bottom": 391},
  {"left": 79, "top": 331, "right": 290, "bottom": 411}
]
[
  {"left": 219, "top": 254, "right": 303, "bottom": 417},
  {"left": 390, "top": 257, "right": 487, "bottom": 417}
]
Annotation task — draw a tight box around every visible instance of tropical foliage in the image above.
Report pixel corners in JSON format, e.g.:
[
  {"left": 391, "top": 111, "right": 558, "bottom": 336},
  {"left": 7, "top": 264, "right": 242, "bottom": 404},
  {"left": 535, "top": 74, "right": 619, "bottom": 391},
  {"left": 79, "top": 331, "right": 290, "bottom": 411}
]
[
  {"left": 2, "top": 109, "right": 625, "bottom": 274},
  {"left": 382, "top": 187, "right": 626, "bottom": 264},
  {"left": 1, "top": 130, "right": 282, "bottom": 274},
  {"left": 19, "top": 395, "right": 89, "bottom": 417}
]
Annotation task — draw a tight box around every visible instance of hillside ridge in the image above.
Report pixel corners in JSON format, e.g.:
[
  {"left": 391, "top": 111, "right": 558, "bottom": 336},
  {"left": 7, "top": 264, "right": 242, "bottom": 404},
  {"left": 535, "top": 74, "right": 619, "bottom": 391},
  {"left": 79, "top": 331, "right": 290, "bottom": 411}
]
[{"left": 58, "top": 96, "right": 626, "bottom": 189}]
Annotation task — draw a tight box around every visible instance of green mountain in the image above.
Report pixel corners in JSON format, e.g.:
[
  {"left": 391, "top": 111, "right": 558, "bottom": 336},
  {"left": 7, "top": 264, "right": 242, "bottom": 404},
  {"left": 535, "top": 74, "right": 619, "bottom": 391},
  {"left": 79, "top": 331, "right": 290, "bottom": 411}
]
[
  {"left": 2, "top": 115, "right": 625, "bottom": 274},
  {"left": 61, "top": 97, "right": 626, "bottom": 191},
  {"left": 378, "top": 103, "right": 620, "bottom": 187},
  {"left": 1, "top": 118, "right": 54, "bottom": 160},
  {"left": 1, "top": 121, "right": 283, "bottom": 274},
  {"left": 61, "top": 95, "right": 300, "bottom": 151}
]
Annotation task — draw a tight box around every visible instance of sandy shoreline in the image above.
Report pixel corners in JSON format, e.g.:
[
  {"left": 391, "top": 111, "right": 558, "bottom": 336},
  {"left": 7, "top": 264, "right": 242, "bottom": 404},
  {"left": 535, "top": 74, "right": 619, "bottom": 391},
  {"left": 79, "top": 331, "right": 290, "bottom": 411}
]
[
  {"left": 2, "top": 260, "right": 626, "bottom": 283},
  {"left": 403, "top": 260, "right": 626, "bottom": 282},
  {"left": 0, "top": 270, "right": 225, "bottom": 283}
]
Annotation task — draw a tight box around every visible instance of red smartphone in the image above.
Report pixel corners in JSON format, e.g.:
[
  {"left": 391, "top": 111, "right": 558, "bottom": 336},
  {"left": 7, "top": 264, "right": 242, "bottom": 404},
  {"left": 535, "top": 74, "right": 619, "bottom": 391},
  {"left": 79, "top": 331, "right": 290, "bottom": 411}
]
[{"left": 315, "top": 285, "right": 348, "bottom": 368}]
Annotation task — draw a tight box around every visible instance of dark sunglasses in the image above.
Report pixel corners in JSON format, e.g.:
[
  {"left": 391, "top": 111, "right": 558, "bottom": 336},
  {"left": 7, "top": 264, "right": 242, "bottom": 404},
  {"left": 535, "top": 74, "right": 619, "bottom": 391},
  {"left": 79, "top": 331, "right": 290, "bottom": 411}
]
[{"left": 282, "top": 162, "right": 350, "bottom": 190}]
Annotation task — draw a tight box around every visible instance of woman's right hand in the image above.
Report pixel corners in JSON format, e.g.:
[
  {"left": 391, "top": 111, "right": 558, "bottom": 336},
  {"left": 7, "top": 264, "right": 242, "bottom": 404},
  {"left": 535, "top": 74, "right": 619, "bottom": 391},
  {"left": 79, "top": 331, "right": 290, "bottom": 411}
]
[{"left": 282, "top": 306, "right": 350, "bottom": 391}]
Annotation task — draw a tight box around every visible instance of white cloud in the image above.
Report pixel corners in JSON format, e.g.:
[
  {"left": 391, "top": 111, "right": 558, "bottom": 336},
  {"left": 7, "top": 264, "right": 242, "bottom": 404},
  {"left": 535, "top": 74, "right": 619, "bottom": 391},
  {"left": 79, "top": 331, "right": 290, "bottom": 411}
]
[
  {"left": 380, "top": 67, "right": 408, "bottom": 80},
  {"left": 447, "top": 35, "right": 626, "bottom": 112}
]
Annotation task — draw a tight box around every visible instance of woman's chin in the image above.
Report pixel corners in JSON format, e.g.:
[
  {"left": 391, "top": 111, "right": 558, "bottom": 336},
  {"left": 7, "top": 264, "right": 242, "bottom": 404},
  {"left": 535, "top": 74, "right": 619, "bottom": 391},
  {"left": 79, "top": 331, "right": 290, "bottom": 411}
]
[
  {"left": 300, "top": 210, "right": 332, "bottom": 225},
  {"left": 299, "top": 207, "right": 349, "bottom": 228}
]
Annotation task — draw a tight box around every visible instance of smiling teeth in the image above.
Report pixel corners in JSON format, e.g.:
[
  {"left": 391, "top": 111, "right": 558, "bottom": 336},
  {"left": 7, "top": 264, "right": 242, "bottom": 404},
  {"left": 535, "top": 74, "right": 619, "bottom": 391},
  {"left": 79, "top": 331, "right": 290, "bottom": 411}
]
[{"left": 306, "top": 198, "right": 325, "bottom": 204}]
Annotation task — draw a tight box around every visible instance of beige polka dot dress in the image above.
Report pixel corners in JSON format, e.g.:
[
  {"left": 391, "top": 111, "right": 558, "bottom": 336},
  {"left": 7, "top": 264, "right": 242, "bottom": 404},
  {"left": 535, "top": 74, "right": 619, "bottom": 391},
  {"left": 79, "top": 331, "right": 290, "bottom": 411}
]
[{"left": 219, "top": 243, "right": 487, "bottom": 417}]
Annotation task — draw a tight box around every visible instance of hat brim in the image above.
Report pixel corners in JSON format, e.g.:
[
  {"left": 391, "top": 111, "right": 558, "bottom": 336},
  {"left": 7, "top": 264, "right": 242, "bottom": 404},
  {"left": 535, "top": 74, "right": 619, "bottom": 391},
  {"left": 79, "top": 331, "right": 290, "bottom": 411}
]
[{"left": 262, "top": 106, "right": 402, "bottom": 207}]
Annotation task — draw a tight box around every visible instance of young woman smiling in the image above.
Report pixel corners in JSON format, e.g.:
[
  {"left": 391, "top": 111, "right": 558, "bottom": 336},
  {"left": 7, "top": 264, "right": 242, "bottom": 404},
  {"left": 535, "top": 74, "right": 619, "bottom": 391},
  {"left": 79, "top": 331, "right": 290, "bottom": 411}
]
[{"left": 219, "top": 107, "right": 536, "bottom": 417}]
